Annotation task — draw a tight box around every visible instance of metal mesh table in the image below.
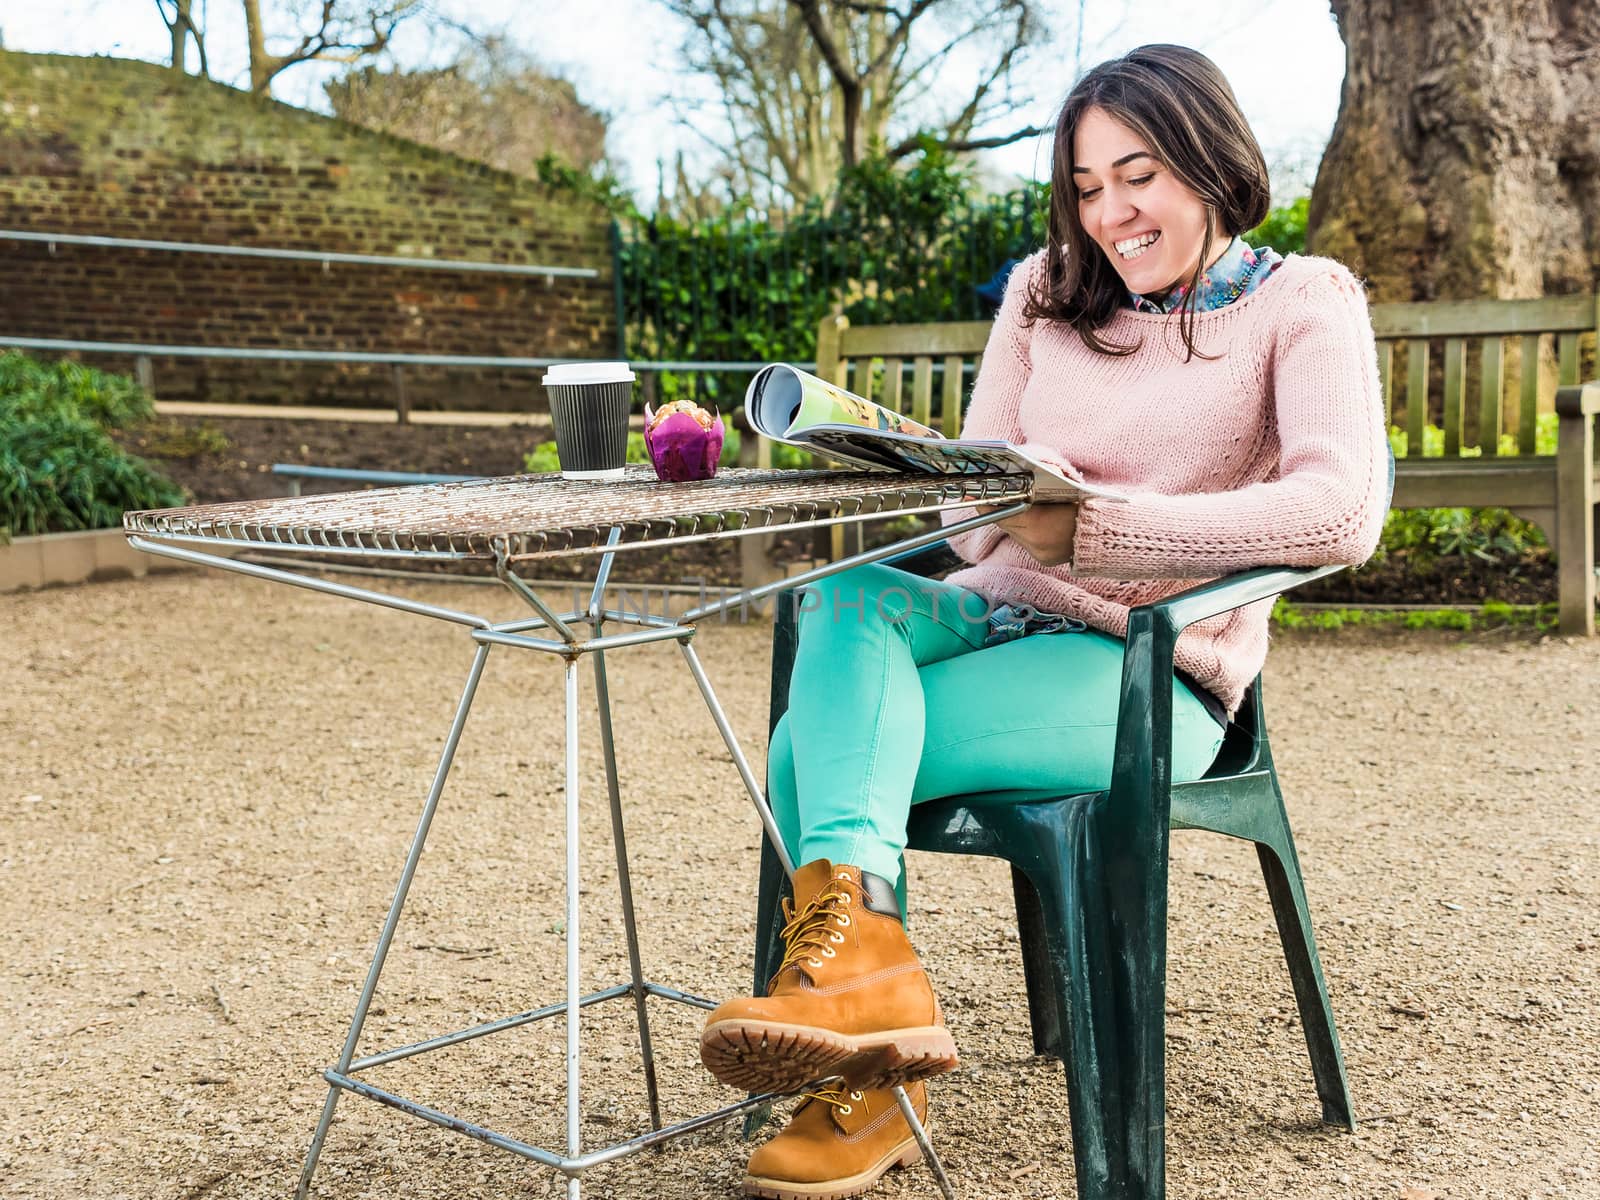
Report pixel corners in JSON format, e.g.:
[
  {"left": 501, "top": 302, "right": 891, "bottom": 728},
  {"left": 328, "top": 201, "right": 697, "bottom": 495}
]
[{"left": 126, "top": 466, "right": 1030, "bottom": 1199}]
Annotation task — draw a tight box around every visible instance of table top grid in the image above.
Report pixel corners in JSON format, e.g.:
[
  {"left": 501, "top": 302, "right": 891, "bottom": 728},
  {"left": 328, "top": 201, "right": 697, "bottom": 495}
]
[{"left": 124, "top": 466, "right": 1031, "bottom": 561}]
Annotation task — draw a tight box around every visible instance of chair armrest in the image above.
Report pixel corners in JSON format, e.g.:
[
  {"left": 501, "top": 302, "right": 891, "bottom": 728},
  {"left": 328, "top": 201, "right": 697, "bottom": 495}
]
[
  {"left": 1147, "top": 563, "right": 1346, "bottom": 633},
  {"left": 1104, "top": 562, "right": 1348, "bottom": 860}
]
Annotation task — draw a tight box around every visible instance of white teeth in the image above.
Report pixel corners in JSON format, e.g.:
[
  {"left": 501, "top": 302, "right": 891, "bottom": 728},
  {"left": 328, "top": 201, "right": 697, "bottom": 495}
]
[{"left": 1114, "top": 231, "right": 1160, "bottom": 258}]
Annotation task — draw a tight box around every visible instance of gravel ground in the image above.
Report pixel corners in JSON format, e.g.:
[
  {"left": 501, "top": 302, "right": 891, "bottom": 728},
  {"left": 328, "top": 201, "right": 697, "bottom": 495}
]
[{"left": 3, "top": 570, "right": 1597, "bottom": 1200}]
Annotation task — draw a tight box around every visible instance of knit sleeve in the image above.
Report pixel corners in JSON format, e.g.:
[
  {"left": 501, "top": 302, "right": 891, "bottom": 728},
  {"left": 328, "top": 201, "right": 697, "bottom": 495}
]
[
  {"left": 1069, "top": 264, "right": 1389, "bottom": 579},
  {"left": 939, "top": 251, "right": 1046, "bottom": 565}
]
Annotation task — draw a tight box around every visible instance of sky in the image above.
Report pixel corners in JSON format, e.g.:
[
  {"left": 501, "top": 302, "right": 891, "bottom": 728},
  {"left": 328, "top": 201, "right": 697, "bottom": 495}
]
[{"left": 0, "top": 0, "right": 1347, "bottom": 205}]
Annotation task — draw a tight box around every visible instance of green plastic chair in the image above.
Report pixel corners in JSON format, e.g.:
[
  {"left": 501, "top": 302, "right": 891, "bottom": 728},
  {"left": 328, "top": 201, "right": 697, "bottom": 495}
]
[{"left": 751, "top": 548, "right": 1358, "bottom": 1200}]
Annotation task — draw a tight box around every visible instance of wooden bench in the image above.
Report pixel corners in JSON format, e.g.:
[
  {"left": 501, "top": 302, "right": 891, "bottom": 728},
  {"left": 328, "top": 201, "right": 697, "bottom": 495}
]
[{"left": 750, "top": 296, "right": 1600, "bottom": 633}]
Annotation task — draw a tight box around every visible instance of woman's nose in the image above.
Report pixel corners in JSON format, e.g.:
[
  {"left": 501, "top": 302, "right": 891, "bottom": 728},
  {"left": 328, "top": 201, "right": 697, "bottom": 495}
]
[{"left": 1104, "top": 189, "right": 1137, "bottom": 226}]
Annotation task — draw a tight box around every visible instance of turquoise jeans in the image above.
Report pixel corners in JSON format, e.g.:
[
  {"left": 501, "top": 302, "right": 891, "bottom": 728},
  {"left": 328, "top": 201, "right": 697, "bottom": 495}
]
[{"left": 766, "top": 562, "right": 1227, "bottom": 887}]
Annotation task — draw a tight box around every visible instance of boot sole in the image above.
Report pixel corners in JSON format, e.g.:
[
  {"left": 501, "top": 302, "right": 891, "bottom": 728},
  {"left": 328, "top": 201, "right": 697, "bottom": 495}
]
[
  {"left": 701, "top": 1020, "right": 957, "bottom": 1093},
  {"left": 742, "top": 1122, "right": 932, "bottom": 1199}
]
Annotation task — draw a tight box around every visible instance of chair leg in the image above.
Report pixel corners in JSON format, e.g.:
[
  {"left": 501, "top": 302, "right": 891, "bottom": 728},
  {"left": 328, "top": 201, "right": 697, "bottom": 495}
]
[
  {"left": 1010, "top": 866, "right": 1064, "bottom": 1059},
  {"left": 1015, "top": 800, "right": 1165, "bottom": 1200},
  {"left": 1254, "top": 827, "right": 1356, "bottom": 1129}
]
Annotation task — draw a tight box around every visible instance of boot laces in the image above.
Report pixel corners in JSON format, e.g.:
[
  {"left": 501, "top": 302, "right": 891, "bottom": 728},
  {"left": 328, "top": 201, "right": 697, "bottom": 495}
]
[
  {"left": 776, "top": 880, "right": 852, "bottom": 973},
  {"left": 799, "top": 1083, "right": 867, "bottom": 1119}
]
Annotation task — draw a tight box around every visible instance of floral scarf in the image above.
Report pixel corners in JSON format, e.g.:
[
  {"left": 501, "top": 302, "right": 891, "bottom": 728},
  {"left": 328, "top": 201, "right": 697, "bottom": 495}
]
[{"left": 1128, "top": 236, "right": 1283, "bottom": 314}]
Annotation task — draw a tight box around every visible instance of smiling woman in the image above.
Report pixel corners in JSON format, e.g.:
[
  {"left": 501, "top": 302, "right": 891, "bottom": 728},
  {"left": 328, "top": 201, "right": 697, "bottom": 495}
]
[{"left": 703, "top": 44, "right": 1391, "bottom": 1200}]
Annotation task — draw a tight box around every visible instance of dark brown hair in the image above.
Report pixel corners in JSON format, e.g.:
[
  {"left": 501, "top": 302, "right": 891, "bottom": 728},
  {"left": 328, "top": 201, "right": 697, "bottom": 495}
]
[{"left": 1024, "top": 44, "right": 1271, "bottom": 360}]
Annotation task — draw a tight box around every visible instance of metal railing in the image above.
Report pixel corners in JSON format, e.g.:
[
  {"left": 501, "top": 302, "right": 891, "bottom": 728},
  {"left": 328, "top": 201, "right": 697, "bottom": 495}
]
[
  {"left": 0, "top": 333, "right": 810, "bottom": 424},
  {"left": 270, "top": 464, "right": 478, "bottom": 495},
  {"left": 0, "top": 229, "right": 598, "bottom": 280},
  {"left": 0, "top": 334, "right": 778, "bottom": 372}
]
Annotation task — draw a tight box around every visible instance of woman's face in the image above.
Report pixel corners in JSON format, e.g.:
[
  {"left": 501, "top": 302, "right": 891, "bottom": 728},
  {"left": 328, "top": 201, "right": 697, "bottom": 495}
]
[{"left": 1071, "top": 105, "right": 1218, "bottom": 298}]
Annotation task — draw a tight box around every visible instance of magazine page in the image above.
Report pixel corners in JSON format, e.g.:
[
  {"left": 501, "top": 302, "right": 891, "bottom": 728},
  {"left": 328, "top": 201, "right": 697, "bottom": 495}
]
[
  {"left": 745, "top": 364, "right": 940, "bottom": 441},
  {"left": 801, "top": 427, "right": 1126, "bottom": 503}
]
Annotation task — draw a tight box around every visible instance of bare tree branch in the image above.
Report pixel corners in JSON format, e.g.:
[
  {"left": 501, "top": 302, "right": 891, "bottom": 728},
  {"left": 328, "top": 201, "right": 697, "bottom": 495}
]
[
  {"left": 672, "top": 0, "right": 1051, "bottom": 205},
  {"left": 243, "top": 0, "right": 424, "bottom": 97},
  {"left": 887, "top": 123, "right": 1048, "bottom": 159},
  {"left": 790, "top": 0, "right": 857, "bottom": 91},
  {"left": 155, "top": 0, "right": 208, "bottom": 77}
]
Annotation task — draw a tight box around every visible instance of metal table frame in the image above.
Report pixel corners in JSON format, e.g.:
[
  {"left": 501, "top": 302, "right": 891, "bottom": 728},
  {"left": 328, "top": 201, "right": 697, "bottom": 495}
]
[{"left": 126, "top": 471, "right": 1027, "bottom": 1199}]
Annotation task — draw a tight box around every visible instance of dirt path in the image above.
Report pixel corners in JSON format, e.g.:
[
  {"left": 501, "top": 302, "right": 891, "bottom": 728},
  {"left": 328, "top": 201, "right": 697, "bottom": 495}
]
[{"left": 2, "top": 571, "right": 1596, "bottom": 1199}]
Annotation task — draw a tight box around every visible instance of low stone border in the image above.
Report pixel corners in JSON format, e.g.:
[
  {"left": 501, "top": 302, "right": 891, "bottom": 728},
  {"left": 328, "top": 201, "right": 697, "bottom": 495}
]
[{"left": 0, "top": 528, "right": 203, "bottom": 593}]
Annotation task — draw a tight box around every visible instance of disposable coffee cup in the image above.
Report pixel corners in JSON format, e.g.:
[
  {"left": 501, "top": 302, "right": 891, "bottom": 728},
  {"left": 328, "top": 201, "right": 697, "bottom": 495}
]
[{"left": 541, "top": 361, "right": 636, "bottom": 480}]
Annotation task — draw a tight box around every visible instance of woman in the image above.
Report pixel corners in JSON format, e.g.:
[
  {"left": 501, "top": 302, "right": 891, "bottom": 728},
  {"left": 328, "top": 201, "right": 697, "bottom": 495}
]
[{"left": 702, "top": 44, "right": 1389, "bottom": 1200}]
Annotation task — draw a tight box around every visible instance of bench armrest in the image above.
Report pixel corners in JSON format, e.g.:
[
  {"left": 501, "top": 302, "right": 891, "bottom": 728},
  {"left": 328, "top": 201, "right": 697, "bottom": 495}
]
[{"left": 1556, "top": 380, "right": 1600, "bottom": 418}]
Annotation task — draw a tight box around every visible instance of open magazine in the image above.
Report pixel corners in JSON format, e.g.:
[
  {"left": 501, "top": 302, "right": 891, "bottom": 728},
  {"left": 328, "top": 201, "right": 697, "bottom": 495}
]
[{"left": 743, "top": 364, "right": 1125, "bottom": 504}]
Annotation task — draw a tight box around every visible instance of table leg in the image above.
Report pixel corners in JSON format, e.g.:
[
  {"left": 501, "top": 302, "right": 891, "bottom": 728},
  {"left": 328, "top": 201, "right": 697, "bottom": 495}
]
[
  {"left": 895, "top": 1085, "right": 958, "bottom": 1200},
  {"left": 296, "top": 643, "right": 493, "bottom": 1200},
  {"left": 592, "top": 645, "right": 665, "bottom": 1133},
  {"left": 564, "top": 660, "right": 583, "bottom": 1200},
  {"left": 675, "top": 641, "right": 794, "bottom": 878}
]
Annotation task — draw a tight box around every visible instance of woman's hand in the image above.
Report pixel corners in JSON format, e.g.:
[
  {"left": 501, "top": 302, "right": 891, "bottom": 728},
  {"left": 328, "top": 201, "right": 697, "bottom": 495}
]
[{"left": 976, "top": 502, "right": 1079, "bottom": 567}]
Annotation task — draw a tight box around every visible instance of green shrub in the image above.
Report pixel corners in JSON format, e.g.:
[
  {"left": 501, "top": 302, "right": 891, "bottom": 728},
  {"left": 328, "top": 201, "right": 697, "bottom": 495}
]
[
  {"left": 1378, "top": 504, "right": 1545, "bottom": 565},
  {"left": 137, "top": 419, "right": 231, "bottom": 459},
  {"left": 1272, "top": 598, "right": 1558, "bottom": 634},
  {"left": 1388, "top": 412, "right": 1557, "bottom": 458},
  {"left": 0, "top": 352, "right": 185, "bottom": 543},
  {"left": 1244, "top": 196, "right": 1308, "bottom": 255}
]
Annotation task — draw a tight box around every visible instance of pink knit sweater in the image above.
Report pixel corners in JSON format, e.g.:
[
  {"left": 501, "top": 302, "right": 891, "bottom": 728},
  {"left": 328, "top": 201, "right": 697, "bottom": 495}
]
[{"left": 941, "top": 250, "right": 1389, "bottom": 717}]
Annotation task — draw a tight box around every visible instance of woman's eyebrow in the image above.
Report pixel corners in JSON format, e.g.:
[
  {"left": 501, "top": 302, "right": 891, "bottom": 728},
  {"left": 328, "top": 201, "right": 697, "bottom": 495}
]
[{"left": 1071, "top": 151, "right": 1155, "bottom": 175}]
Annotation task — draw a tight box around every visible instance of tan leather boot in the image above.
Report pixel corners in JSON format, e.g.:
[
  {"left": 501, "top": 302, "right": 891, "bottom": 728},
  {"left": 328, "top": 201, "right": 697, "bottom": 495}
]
[
  {"left": 702, "top": 859, "right": 956, "bottom": 1093},
  {"left": 743, "top": 1082, "right": 930, "bottom": 1200}
]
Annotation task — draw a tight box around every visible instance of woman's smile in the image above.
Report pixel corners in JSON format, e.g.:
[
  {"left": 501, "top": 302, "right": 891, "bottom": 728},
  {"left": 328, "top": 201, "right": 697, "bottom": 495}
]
[{"left": 1113, "top": 230, "right": 1161, "bottom": 260}]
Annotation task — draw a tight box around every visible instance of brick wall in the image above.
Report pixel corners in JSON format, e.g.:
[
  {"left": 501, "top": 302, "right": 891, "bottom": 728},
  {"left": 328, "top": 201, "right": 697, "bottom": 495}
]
[{"left": 0, "top": 51, "right": 618, "bottom": 411}]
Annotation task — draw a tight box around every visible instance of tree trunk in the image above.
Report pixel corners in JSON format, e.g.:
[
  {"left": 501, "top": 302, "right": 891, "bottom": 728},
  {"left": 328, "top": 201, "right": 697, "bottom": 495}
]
[
  {"left": 1308, "top": 0, "right": 1600, "bottom": 303},
  {"left": 168, "top": 1, "right": 187, "bottom": 71},
  {"left": 241, "top": 0, "right": 271, "bottom": 95}
]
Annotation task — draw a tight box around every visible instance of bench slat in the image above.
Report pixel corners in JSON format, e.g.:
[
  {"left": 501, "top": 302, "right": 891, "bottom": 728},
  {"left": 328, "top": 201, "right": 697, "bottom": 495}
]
[
  {"left": 845, "top": 359, "right": 871, "bottom": 404},
  {"left": 1520, "top": 335, "right": 1540, "bottom": 454},
  {"left": 941, "top": 355, "right": 964, "bottom": 437},
  {"left": 1371, "top": 293, "right": 1594, "bottom": 337},
  {"left": 883, "top": 357, "right": 904, "bottom": 413},
  {"left": 1392, "top": 458, "right": 1557, "bottom": 508},
  {"left": 1479, "top": 337, "right": 1503, "bottom": 456},
  {"left": 1406, "top": 341, "right": 1429, "bottom": 457},
  {"left": 911, "top": 356, "right": 934, "bottom": 429},
  {"left": 838, "top": 320, "right": 993, "bottom": 357},
  {"left": 1443, "top": 338, "right": 1465, "bottom": 456},
  {"left": 1559, "top": 332, "right": 1579, "bottom": 386}
]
